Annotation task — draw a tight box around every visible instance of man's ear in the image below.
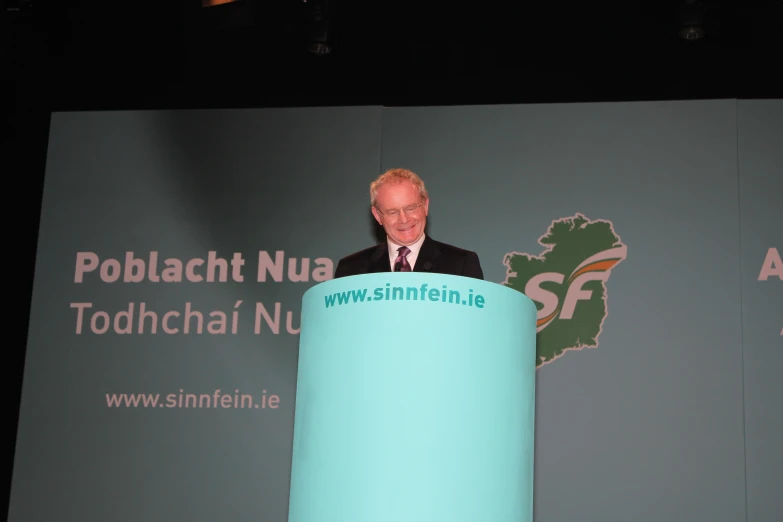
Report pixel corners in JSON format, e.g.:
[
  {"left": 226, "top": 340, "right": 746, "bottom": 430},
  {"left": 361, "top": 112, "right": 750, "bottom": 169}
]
[{"left": 371, "top": 206, "right": 383, "bottom": 226}]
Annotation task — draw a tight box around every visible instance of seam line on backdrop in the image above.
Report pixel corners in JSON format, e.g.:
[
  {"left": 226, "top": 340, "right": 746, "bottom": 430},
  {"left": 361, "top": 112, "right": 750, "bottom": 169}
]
[
  {"left": 735, "top": 98, "right": 749, "bottom": 522},
  {"left": 378, "top": 106, "right": 385, "bottom": 182}
]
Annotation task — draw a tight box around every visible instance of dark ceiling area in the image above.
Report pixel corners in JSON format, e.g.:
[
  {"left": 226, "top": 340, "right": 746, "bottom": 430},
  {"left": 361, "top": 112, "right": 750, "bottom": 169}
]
[
  {"left": 5, "top": 0, "right": 783, "bottom": 112},
  {"left": 1, "top": 1, "right": 782, "bottom": 517}
]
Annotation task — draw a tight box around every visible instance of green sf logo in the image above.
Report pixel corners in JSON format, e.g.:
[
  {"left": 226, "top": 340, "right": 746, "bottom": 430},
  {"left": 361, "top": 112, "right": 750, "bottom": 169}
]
[{"left": 503, "top": 214, "right": 627, "bottom": 367}]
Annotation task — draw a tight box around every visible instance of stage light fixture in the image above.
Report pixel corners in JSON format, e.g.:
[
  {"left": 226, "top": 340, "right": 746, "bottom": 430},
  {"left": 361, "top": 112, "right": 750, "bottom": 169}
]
[
  {"left": 678, "top": 0, "right": 706, "bottom": 41},
  {"left": 307, "top": 0, "right": 332, "bottom": 55},
  {"left": 5, "top": 0, "right": 34, "bottom": 13}
]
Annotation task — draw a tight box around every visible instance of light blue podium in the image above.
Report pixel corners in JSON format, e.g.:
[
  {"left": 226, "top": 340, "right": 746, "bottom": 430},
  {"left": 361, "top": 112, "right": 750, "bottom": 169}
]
[{"left": 288, "top": 273, "right": 537, "bottom": 522}]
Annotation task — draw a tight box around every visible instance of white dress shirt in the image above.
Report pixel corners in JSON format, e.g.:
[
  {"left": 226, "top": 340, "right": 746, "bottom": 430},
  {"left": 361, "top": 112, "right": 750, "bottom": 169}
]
[{"left": 387, "top": 234, "right": 426, "bottom": 271}]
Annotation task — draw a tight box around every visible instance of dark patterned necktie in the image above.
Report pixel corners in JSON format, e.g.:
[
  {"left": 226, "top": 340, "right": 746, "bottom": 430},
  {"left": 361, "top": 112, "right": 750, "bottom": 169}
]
[{"left": 394, "top": 246, "right": 412, "bottom": 272}]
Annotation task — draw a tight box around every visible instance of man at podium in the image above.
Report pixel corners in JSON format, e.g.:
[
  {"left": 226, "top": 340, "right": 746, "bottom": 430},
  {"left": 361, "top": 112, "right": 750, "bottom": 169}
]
[{"left": 334, "top": 168, "right": 484, "bottom": 280}]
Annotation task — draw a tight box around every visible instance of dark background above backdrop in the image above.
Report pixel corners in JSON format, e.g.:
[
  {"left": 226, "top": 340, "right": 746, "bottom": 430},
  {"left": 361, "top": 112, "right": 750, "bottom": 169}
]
[
  {"left": 3, "top": 0, "right": 782, "bottom": 518},
  {"left": 5, "top": 0, "right": 783, "bottom": 111}
]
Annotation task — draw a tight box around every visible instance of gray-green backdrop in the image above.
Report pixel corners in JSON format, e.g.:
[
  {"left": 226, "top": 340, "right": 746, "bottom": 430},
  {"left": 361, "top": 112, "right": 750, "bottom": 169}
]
[{"left": 9, "top": 100, "right": 782, "bottom": 522}]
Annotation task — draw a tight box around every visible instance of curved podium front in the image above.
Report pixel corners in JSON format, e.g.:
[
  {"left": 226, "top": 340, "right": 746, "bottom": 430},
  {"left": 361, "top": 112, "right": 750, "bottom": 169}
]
[{"left": 288, "top": 273, "right": 537, "bottom": 522}]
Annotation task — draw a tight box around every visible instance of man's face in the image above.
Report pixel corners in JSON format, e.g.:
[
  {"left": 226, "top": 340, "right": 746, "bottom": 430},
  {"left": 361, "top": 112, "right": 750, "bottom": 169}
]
[{"left": 371, "top": 180, "right": 429, "bottom": 247}]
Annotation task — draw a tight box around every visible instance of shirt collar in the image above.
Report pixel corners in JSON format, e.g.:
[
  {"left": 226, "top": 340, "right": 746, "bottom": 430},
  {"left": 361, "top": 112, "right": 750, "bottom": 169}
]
[{"left": 387, "top": 233, "right": 426, "bottom": 257}]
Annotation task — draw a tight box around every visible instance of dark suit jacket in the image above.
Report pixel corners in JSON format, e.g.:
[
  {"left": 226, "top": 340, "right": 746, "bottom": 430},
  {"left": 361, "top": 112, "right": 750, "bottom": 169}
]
[{"left": 334, "top": 236, "right": 484, "bottom": 280}]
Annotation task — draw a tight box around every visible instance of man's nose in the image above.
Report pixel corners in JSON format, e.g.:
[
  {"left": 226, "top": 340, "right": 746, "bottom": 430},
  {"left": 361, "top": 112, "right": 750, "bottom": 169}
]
[{"left": 398, "top": 211, "right": 409, "bottom": 223}]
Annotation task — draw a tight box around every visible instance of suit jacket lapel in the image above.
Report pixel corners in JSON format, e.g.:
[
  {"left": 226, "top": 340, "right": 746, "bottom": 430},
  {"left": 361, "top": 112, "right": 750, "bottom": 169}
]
[
  {"left": 414, "top": 236, "right": 441, "bottom": 272},
  {"left": 368, "top": 243, "right": 390, "bottom": 273}
]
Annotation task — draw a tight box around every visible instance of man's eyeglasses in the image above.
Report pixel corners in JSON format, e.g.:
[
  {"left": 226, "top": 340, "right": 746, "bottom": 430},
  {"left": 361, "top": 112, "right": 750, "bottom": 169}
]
[{"left": 375, "top": 201, "right": 425, "bottom": 219}]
